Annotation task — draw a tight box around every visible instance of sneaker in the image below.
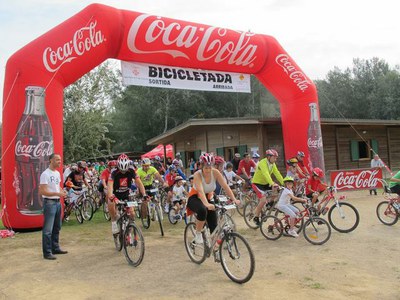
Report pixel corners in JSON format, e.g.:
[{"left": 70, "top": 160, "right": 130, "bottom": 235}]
[
  {"left": 288, "top": 229, "right": 299, "bottom": 238},
  {"left": 64, "top": 216, "right": 70, "bottom": 222},
  {"left": 175, "top": 214, "right": 182, "bottom": 221},
  {"left": 111, "top": 222, "right": 119, "bottom": 234},
  {"left": 253, "top": 216, "right": 260, "bottom": 226},
  {"left": 194, "top": 232, "right": 203, "bottom": 244},
  {"left": 164, "top": 204, "right": 169, "bottom": 213}
]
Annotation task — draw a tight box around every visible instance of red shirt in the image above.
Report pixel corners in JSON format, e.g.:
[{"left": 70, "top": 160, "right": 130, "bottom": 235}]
[
  {"left": 297, "top": 161, "right": 309, "bottom": 179},
  {"left": 101, "top": 168, "right": 111, "bottom": 185},
  {"left": 237, "top": 159, "right": 256, "bottom": 176},
  {"left": 306, "top": 176, "right": 323, "bottom": 195},
  {"left": 166, "top": 172, "right": 177, "bottom": 187}
]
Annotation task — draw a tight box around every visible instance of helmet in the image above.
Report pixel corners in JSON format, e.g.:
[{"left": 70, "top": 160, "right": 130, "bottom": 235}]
[
  {"left": 77, "top": 161, "right": 87, "bottom": 168},
  {"left": 226, "top": 162, "right": 233, "bottom": 169},
  {"left": 214, "top": 156, "right": 225, "bottom": 165},
  {"left": 87, "top": 162, "right": 92, "bottom": 167},
  {"left": 283, "top": 176, "right": 295, "bottom": 183},
  {"left": 174, "top": 176, "right": 184, "bottom": 182},
  {"left": 107, "top": 160, "right": 117, "bottom": 167},
  {"left": 117, "top": 154, "right": 130, "bottom": 172},
  {"left": 142, "top": 158, "right": 151, "bottom": 166},
  {"left": 70, "top": 165, "right": 78, "bottom": 171},
  {"left": 172, "top": 159, "right": 180, "bottom": 166},
  {"left": 188, "top": 175, "right": 194, "bottom": 180},
  {"left": 154, "top": 155, "right": 161, "bottom": 161},
  {"left": 297, "top": 151, "right": 305, "bottom": 158},
  {"left": 169, "top": 165, "right": 177, "bottom": 172},
  {"left": 265, "top": 149, "right": 279, "bottom": 157},
  {"left": 252, "top": 152, "right": 260, "bottom": 158},
  {"left": 199, "top": 153, "right": 215, "bottom": 166},
  {"left": 286, "top": 158, "right": 298, "bottom": 166},
  {"left": 312, "top": 167, "right": 324, "bottom": 178}
]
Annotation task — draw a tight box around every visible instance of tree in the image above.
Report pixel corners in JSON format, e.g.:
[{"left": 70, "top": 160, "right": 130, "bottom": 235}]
[{"left": 63, "top": 61, "right": 122, "bottom": 162}]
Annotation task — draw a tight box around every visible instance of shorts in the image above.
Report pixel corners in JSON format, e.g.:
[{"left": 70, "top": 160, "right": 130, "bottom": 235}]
[
  {"left": 251, "top": 183, "right": 272, "bottom": 199},
  {"left": 390, "top": 185, "right": 400, "bottom": 196}
]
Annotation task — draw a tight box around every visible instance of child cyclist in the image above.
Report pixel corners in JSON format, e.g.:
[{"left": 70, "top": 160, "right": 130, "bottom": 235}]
[
  {"left": 276, "top": 176, "right": 307, "bottom": 237},
  {"left": 172, "top": 176, "right": 188, "bottom": 220},
  {"left": 306, "top": 167, "right": 328, "bottom": 211}
]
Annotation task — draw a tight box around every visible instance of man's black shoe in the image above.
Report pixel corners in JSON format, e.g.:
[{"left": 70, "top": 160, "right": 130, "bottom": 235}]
[
  {"left": 44, "top": 254, "right": 57, "bottom": 260},
  {"left": 53, "top": 249, "right": 68, "bottom": 255}
]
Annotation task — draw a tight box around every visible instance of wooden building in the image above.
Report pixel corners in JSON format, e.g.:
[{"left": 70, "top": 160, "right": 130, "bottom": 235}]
[{"left": 147, "top": 117, "right": 400, "bottom": 175}]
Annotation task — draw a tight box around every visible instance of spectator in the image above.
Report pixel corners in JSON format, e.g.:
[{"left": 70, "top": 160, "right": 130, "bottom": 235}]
[
  {"left": 370, "top": 154, "right": 384, "bottom": 195},
  {"left": 231, "top": 153, "right": 241, "bottom": 172}
]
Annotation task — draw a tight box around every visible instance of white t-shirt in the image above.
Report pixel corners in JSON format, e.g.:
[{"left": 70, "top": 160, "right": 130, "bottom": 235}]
[
  {"left": 172, "top": 185, "right": 186, "bottom": 201},
  {"left": 223, "top": 170, "right": 237, "bottom": 186},
  {"left": 40, "top": 168, "right": 62, "bottom": 199},
  {"left": 277, "top": 187, "right": 293, "bottom": 206}
]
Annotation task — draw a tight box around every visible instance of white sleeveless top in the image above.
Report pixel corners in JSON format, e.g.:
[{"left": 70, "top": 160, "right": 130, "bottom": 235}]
[{"left": 194, "top": 170, "right": 216, "bottom": 194}]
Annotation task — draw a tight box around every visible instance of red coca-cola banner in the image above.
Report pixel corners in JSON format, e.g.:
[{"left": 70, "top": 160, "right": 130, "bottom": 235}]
[
  {"left": 2, "top": 4, "right": 322, "bottom": 229},
  {"left": 330, "top": 168, "right": 383, "bottom": 191}
]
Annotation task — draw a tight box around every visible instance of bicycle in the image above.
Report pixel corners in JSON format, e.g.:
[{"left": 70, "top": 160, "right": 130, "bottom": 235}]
[
  {"left": 230, "top": 181, "right": 256, "bottom": 217},
  {"left": 168, "top": 197, "right": 188, "bottom": 225},
  {"left": 63, "top": 188, "right": 95, "bottom": 223},
  {"left": 113, "top": 199, "right": 145, "bottom": 267},
  {"left": 261, "top": 201, "right": 331, "bottom": 245},
  {"left": 243, "top": 189, "right": 279, "bottom": 229},
  {"left": 292, "top": 186, "right": 359, "bottom": 233},
  {"left": 184, "top": 201, "right": 255, "bottom": 284},
  {"left": 139, "top": 187, "right": 164, "bottom": 236},
  {"left": 376, "top": 181, "right": 400, "bottom": 225}
]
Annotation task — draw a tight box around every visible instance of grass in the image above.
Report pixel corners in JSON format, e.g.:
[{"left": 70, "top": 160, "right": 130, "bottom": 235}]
[{"left": 302, "top": 277, "right": 325, "bottom": 290}]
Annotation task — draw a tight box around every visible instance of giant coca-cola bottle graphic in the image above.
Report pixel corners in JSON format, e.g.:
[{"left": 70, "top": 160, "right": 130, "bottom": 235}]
[
  {"left": 14, "top": 86, "right": 53, "bottom": 215},
  {"left": 307, "top": 103, "right": 325, "bottom": 173}
]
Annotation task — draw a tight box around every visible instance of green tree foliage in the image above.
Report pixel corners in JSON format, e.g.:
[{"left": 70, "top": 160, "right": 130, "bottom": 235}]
[
  {"left": 316, "top": 58, "right": 400, "bottom": 119},
  {"left": 63, "top": 61, "right": 121, "bottom": 162}
]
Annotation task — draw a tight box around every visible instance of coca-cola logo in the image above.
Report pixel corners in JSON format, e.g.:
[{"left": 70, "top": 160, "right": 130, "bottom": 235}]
[
  {"left": 15, "top": 140, "right": 54, "bottom": 158},
  {"left": 275, "top": 54, "right": 311, "bottom": 92},
  {"left": 43, "top": 21, "right": 105, "bottom": 72},
  {"left": 127, "top": 14, "right": 258, "bottom": 67},
  {"left": 307, "top": 137, "right": 323, "bottom": 149},
  {"left": 333, "top": 170, "right": 380, "bottom": 190}
]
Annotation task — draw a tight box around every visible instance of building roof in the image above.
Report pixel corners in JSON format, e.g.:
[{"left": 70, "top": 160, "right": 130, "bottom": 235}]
[{"left": 147, "top": 117, "right": 400, "bottom": 145}]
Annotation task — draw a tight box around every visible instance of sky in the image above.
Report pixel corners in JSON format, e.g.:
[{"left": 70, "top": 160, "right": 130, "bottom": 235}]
[{"left": 1, "top": 0, "right": 399, "bottom": 121}]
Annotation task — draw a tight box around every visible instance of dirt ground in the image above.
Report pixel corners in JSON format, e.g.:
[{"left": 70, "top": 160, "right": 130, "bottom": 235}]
[{"left": 0, "top": 190, "right": 399, "bottom": 300}]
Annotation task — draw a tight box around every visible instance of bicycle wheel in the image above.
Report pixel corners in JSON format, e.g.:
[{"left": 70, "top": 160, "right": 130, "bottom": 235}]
[
  {"left": 103, "top": 202, "right": 111, "bottom": 221},
  {"left": 219, "top": 232, "right": 255, "bottom": 284},
  {"left": 184, "top": 222, "right": 207, "bottom": 264},
  {"left": 74, "top": 207, "right": 83, "bottom": 224},
  {"left": 140, "top": 204, "right": 151, "bottom": 229},
  {"left": 123, "top": 222, "right": 145, "bottom": 267},
  {"left": 328, "top": 202, "right": 360, "bottom": 233},
  {"left": 260, "top": 215, "right": 283, "bottom": 240},
  {"left": 155, "top": 205, "right": 164, "bottom": 236},
  {"left": 81, "top": 198, "right": 94, "bottom": 221},
  {"left": 168, "top": 208, "right": 178, "bottom": 224},
  {"left": 236, "top": 194, "right": 250, "bottom": 217},
  {"left": 303, "top": 217, "right": 331, "bottom": 245},
  {"left": 376, "top": 201, "right": 399, "bottom": 226},
  {"left": 243, "top": 200, "right": 259, "bottom": 229}
]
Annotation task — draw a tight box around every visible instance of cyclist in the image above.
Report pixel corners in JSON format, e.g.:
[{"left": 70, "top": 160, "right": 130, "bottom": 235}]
[
  {"left": 214, "top": 156, "right": 226, "bottom": 195},
  {"left": 223, "top": 162, "right": 243, "bottom": 188},
  {"left": 250, "top": 152, "right": 260, "bottom": 177},
  {"left": 305, "top": 167, "right": 328, "bottom": 209},
  {"left": 172, "top": 176, "right": 188, "bottom": 220},
  {"left": 276, "top": 176, "right": 307, "bottom": 237},
  {"left": 152, "top": 155, "right": 166, "bottom": 175},
  {"left": 251, "top": 149, "right": 284, "bottom": 226},
  {"left": 237, "top": 152, "right": 256, "bottom": 190},
  {"left": 294, "top": 151, "right": 310, "bottom": 179},
  {"left": 286, "top": 158, "right": 300, "bottom": 180},
  {"left": 187, "top": 153, "right": 240, "bottom": 245},
  {"left": 137, "top": 158, "right": 165, "bottom": 195},
  {"left": 389, "top": 169, "right": 400, "bottom": 196},
  {"left": 107, "top": 154, "right": 148, "bottom": 234},
  {"left": 64, "top": 161, "right": 89, "bottom": 203},
  {"left": 99, "top": 160, "right": 117, "bottom": 203},
  {"left": 164, "top": 165, "right": 179, "bottom": 212}
]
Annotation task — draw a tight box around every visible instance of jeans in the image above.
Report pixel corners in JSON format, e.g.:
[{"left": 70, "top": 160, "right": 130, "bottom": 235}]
[{"left": 42, "top": 199, "right": 62, "bottom": 256}]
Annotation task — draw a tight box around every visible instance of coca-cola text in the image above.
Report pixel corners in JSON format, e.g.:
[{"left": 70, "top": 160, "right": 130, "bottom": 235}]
[
  {"left": 275, "top": 54, "right": 311, "bottom": 92},
  {"left": 15, "top": 140, "right": 53, "bottom": 158},
  {"left": 331, "top": 169, "right": 383, "bottom": 190}
]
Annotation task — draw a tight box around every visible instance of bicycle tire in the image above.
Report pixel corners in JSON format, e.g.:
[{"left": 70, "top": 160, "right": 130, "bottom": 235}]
[
  {"left": 168, "top": 208, "right": 178, "bottom": 225},
  {"left": 123, "top": 222, "right": 145, "bottom": 267},
  {"left": 74, "top": 207, "right": 83, "bottom": 224},
  {"left": 81, "top": 198, "right": 94, "bottom": 221},
  {"left": 260, "top": 215, "right": 283, "bottom": 240},
  {"left": 103, "top": 202, "right": 111, "bottom": 221},
  {"left": 328, "top": 202, "right": 360, "bottom": 233},
  {"left": 184, "top": 222, "right": 207, "bottom": 264},
  {"left": 140, "top": 203, "right": 151, "bottom": 229},
  {"left": 236, "top": 194, "right": 250, "bottom": 217},
  {"left": 219, "top": 232, "right": 255, "bottom": 284},
  {"left": 243, "top": 200, "right": 259, "bottom": 229},
  {"left": 155, "top": 205, "right": 164, "bottom": 236},
  {"left": 376, "top": 201, "right": 399, "bottom": 226},
  {"left": 303, "top": 217, "right": 331, "bottom": 245}
]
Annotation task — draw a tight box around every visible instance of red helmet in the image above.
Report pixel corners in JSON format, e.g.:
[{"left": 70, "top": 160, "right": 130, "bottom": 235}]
[
  {"left": 214, "top": 155, "right": 225, "bottom": 165},
  {"left": 117, "top": 154, "right": 130, "bottom": 172},
  {"left": 265, "top": 149, "right": 279, "bottom": 157},
  {"left": 312, "top": 167, "right": 324, "bottom": 178},
  {"left": 108, "top": 160, "right": 117, "bottom": 167},
  {"left": 199, "top": 153, "right": 215, "bottom": 166}
]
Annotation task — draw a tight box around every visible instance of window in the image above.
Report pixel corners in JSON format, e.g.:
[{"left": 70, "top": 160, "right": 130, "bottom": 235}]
[{"left": 350, "top": 139, "right": 378, "bottom": 161}]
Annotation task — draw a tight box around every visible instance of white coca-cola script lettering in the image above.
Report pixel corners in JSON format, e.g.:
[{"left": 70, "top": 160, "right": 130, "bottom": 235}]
[
  {"left": 43, "top": 21, "right": 105, "bottom": 72},
  {"left": 15, "top": 141, "right": 54, "bottom": 158},
  {"left": 275, "top": 54, "right": 311, "bottom": 92},
  {"left": 333, "top": 170, "right": 380, "bottom": 190},
  {"left": 307, "top": 137, "right": 323, "bottom": 149},
  {"left": 127, "top": 14, "right": 258, "bottom": 67}
]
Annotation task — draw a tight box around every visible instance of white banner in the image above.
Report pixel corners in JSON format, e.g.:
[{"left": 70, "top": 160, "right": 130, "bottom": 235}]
[{"left": 121, "top": 61, "right": 251, "bottom": 93}]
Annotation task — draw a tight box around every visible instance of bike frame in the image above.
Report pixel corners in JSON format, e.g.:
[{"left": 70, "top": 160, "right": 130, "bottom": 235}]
[{"left": 317, "top": 186, "right": 346, "bottom": 217}]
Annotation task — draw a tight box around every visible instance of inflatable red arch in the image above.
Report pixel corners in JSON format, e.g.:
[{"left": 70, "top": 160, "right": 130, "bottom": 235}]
[{"left": 2, "top": 3, "right": 325, "bottom": 229}]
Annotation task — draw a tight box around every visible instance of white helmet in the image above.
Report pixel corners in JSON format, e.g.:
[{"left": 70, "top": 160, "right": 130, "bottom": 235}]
[{"left": 117, "top": 154, "right": 130, "bottom": 172}]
